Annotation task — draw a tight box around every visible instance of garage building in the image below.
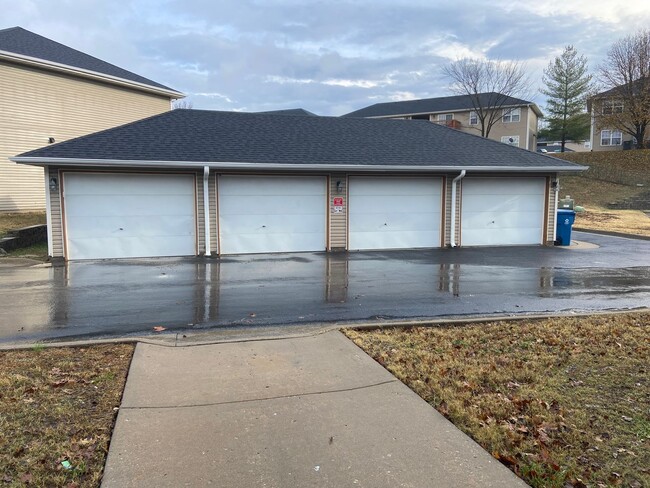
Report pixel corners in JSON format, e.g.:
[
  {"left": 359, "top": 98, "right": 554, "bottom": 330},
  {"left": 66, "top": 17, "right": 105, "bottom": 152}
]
[{"left": 12, "top": 110, "right": 587, "bottom": 260}]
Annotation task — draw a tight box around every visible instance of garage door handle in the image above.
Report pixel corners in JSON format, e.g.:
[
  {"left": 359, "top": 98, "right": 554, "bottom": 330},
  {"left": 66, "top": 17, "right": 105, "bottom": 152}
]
[{"left": 383, "top": 223, "right": 388, "bottom": 226}]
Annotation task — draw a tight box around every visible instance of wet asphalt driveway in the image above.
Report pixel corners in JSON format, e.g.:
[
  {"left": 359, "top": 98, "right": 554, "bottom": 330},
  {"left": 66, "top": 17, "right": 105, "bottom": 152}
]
[{"left": 0, "top": 231, "right": 649, "bottom": 344}]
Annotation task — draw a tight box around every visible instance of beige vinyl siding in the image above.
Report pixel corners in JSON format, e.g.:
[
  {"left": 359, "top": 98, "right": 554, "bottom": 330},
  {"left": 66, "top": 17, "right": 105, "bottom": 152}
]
[
  {"left": 329, "top": 174, "right": 347, "bottom": 250},
  {"left": 196, "top": 175, "right": 205, "bottom": 255},
  {"left": 0, "top": 60, "right": 172, "bottom": 212},
  {"left": 209, "top": 174, "right": 218, "bottom": 254},
  {"left": 49, "top": 167, "right": 64, "bottom": 258},
  {"left": 443, "top": 175, "right": 454, "bottom": 246},
  {"left": 546, "top": 176, "right": 557, "bottom": 245}
]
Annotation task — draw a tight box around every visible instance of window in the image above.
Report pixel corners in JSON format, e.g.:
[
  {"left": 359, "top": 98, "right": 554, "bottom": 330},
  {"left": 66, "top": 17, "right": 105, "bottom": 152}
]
[
  {"left": 602, "top": 100, "right": 624, "bottom": 115},
  {"left": 600, "top": 130, "right": 622, "bottom": 146},
  {"left": 501, "top": 135, "right": 520, "bottom": 147},
  {"left": 437, "top": 113, "right": 453, "bottom": 122},
  {"left": 502, "top": 107, "right": 521, "bottom": 123},
  {"left": 469, "top": 111, "right": 478, "bottom": 125}
]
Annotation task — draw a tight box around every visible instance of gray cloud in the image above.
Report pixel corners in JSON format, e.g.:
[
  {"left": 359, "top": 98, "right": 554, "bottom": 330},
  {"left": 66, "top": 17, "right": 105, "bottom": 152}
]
[{"left": 2, "top": 0, "right": 650, "bottom": 115}]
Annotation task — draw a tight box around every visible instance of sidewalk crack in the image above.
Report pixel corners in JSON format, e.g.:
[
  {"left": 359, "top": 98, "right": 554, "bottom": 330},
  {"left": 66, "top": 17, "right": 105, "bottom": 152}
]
[{"left": 121, "top": 378, "right": 398, "bottom": 410}]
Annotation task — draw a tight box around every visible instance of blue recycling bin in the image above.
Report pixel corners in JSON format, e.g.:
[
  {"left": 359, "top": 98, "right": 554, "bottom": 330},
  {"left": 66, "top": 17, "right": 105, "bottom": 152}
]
[{"left": 555, "top": 209, "right": 576, "bottom": 246}]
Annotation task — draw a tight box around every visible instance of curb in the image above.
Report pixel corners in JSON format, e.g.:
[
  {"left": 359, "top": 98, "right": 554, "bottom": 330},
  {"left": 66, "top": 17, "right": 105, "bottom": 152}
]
[
  {"left": 574, "top": 228, "right": 650, "bottom": 241},
  {"left": 2, "top": 308, "right": 649, "bottom": 351}
]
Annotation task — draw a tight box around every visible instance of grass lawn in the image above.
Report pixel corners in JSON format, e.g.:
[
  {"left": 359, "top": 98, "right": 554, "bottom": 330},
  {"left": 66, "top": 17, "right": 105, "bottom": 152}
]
[
  {"left": 3, "top": 242, "right": 49, "bottom": 261},
  {"left": 0, "top": 344, "right": 134, "bottom": 487},
  {"left": 346, "top": 313, "right": 649, "bottom": 488},
  {"left": 556, "top": 152, "right": 650, "bottom": 237},
  {"left": 0, "top": 212, "right": 46, "bottom": 238}
]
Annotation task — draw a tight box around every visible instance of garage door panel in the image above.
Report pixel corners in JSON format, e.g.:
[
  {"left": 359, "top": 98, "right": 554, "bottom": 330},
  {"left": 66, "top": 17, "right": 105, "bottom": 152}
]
[
  {"left": 65, "top": 194, "right": 194, "bottom": 218},
  {"left": 351, "top": 231, "right": 440, "bottom": 250},
  {"left": 461, "top": 178, "right": 545, "bottom": 246},
  {"left": 351, "top": 212, "right": 441, "bottom": 232},
  {"left": 68, "top": 236, "right": 195, "bottom": 261},
  {"left": 218, "top": 176, "right": 326, "bottom": 255},
  {"left": 349, "top": 177, "right": 442, "bottom": 250},
  {"left": 64, "top": 215, "right": 195, "bottom": 239},
  {"left": 350, "top": 194, "right": 439, "bottom": 214},
  {"left": 220, "top": 213, "right": 326, "bottom": 235},
  {"left": 66, "top": 175, "right": 194, "bottom": 196},
  {"left": 462, "top": 210, "right": 545, "bottom": 230},
  {"left": 219, "top": 178, "right": 325, "bottom": 196},
  {"left": 64, "top": 173, "right": 196, "bottom": 260},
  {"left": 219, "top": 195, "right": 325, "bottom": 216},
  {"left": 462, "top": 194, "right": 544, "bottom": 213},
  {"left": 350, "top": 178, "right": 437, "bottom": 196},
  {"left": 462, "top": 228, "right": 543, "bottom": 247}
]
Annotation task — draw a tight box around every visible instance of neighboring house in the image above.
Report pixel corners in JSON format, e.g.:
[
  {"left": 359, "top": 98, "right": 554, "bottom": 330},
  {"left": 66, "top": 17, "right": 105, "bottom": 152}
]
[
  {"left": 0, "top": 26, "right": 184, "bottom": 212},
  {"left": 588, "top": 87, "right": 638, "bottom": 151},
  {"left": 342, "top": 93, "right": 542, "bottom": 151},
  {"left": 12, "top": 110, "right": 585, "bottom": 261}
]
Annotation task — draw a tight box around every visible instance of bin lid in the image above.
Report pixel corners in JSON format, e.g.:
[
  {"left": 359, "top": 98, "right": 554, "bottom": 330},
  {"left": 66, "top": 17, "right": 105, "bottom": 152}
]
[{"left": 557, "top": 209, "right": 576, "bottom": 215}]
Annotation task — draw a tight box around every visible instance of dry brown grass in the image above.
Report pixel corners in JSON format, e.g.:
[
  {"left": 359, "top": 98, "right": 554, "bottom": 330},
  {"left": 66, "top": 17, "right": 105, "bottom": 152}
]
[
  {"left": 346, "top": 313, "right": 650, "bottom": 488},
  {"left": 0, "top": 344, "right": 134, "bottom": 487},
  {"left": 0, "top": 212, "right": 46, "bottom": 238},
  {"left": 574, "top": 207, "right": 650, "bottom": 237}
]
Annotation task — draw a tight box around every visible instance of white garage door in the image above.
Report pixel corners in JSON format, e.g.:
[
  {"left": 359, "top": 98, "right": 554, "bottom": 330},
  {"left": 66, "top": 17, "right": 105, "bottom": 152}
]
[
  {"left": 64, "top": 173, "right": 196, "bottom": 260},
  {"left": 218, "top": 175, "right": 326, "bottom": 254},
  {"left": 349, "top": 177, "right": 442, "bottom": 250},
  {"left": 461, "top": 177, "right": 546, "bottom": 246}
]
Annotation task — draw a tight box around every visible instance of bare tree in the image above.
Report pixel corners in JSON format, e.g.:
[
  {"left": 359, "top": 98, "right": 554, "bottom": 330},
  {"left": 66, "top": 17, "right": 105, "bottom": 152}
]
[
  {"left": 596, "top": 29, "right": 650, "bottom": 149},
  {"left": 443, "top": 58, "right": 532, "bottom": 138},
  {"left": 172, "top": 99, "right": 194, "bottom": 110}
]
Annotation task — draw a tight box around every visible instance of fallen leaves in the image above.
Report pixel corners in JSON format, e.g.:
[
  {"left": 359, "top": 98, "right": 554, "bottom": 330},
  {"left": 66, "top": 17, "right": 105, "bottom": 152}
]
[{"left": 346, "top": 312, "right": 650, "bottom": 488}]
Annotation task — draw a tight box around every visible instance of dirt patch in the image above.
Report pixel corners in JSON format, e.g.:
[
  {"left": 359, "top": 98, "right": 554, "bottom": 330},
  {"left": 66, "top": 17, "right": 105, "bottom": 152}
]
[
  {"left": 346, "top": 313, "right": 649, "bottom": 488},
  {"left": 0, "top": 344, "right": 134, "bottom": 487}
]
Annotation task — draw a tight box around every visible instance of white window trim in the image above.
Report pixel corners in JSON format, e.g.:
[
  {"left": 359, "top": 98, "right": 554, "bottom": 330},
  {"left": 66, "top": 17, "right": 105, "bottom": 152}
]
[
  {"left": 600, "top": 129, "right": 622, "bottom": 146},
  {"left": 602, "top": 100, "right": 624, "bottom": 115},
  {"left": 501, "top": 135, "right": 520, "bottom": 147},
  {"left": 469, "top": 111, "right": 478, "bottom": 125},
  {"left": 502, "top": 107, "right": 521, "bottom": 123},
  {"left": 437, "top": 113, "right": 454, "bottom": 122}
]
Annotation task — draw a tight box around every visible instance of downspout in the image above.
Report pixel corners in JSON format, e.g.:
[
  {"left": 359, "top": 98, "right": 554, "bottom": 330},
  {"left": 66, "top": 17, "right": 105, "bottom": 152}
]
[
  {"left": 450, "top": 170, "right": 466, "bottom": 248},
  {"left": 203, "top": 166, "right": 211, "bottom": 256}
]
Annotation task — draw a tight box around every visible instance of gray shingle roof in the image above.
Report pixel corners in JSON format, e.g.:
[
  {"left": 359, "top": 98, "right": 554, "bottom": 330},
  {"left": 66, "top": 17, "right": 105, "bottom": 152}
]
[
  {"left": 257, "top": 108, "right": 318, "bottom": 116},
  {"left": 0, "top": 26, "right": 179, "bottom": 93},
  {"left": 342, "top": 92, "right": 538, "bottom": 118},
  {"left": 16, "top": 109, "right": 584, "bottom": 171}
]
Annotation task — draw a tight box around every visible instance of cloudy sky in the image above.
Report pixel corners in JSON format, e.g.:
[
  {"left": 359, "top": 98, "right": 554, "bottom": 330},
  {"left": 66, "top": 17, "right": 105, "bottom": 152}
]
[{"left": 3, "top": 0, "right": 650, "bottom": 115}]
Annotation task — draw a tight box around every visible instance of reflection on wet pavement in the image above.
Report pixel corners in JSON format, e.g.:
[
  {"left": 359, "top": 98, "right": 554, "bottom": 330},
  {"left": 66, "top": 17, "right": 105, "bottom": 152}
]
[{"left": 1, "top": 234, "right": 649, "bottom": 343}]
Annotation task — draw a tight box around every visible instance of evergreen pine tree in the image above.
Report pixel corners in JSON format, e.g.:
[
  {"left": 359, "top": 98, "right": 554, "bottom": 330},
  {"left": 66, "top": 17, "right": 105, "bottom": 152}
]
[{"left": 541, "top": 46, "right": 592, "bottom": 151}]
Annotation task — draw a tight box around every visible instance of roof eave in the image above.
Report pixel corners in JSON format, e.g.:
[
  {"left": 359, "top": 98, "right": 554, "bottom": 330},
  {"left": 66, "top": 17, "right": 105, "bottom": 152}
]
[
  {"left": 10, "top": 156, "right": 588, "bottom": 173},
  {"left": 0, "top": 50, "right": 185, "bottom": 99},
  {"left": 350, "top": 102, "right": 541, "bottom": 119}
]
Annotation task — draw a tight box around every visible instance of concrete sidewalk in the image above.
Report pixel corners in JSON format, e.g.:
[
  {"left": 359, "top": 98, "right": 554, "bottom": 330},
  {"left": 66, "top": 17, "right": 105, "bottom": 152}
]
[{"left": 102, "top": 331, "right": 527, "bottom": 487}]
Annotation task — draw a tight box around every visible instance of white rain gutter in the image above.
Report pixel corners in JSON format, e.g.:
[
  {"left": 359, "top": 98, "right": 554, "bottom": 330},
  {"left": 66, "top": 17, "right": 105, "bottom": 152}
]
[
  {"left": 450, "top": 170, "right": 466, "bottom": 248},
  {"left": 9, "top": 157, "right": 589, "bottom": 173},
  {"left": 203, "top": 166, "right": 211, "bottom": 257},
  {"left": 43, "top": 167, "right": 53, "bottom": 257}
]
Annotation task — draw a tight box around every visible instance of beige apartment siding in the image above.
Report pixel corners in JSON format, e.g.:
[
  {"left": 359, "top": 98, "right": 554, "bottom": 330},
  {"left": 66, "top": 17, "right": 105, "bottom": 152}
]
[
  {"left": 527, "top": 107, "right": 538, "bottom": 151},
  {"left": 329, "top": 174, "right": 347, "bottom": 250},
  {"left": 398, "top": 108, "right": 534, "bottom": 150},
  {"left": 0, "top": 61, "right": 172, "bottom": 212}
]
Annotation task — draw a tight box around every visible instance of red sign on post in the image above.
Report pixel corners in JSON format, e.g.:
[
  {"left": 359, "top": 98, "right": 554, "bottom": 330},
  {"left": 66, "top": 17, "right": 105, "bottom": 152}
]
[{"left": 333, "top": 197, "right": 344, "bottom": 206}]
